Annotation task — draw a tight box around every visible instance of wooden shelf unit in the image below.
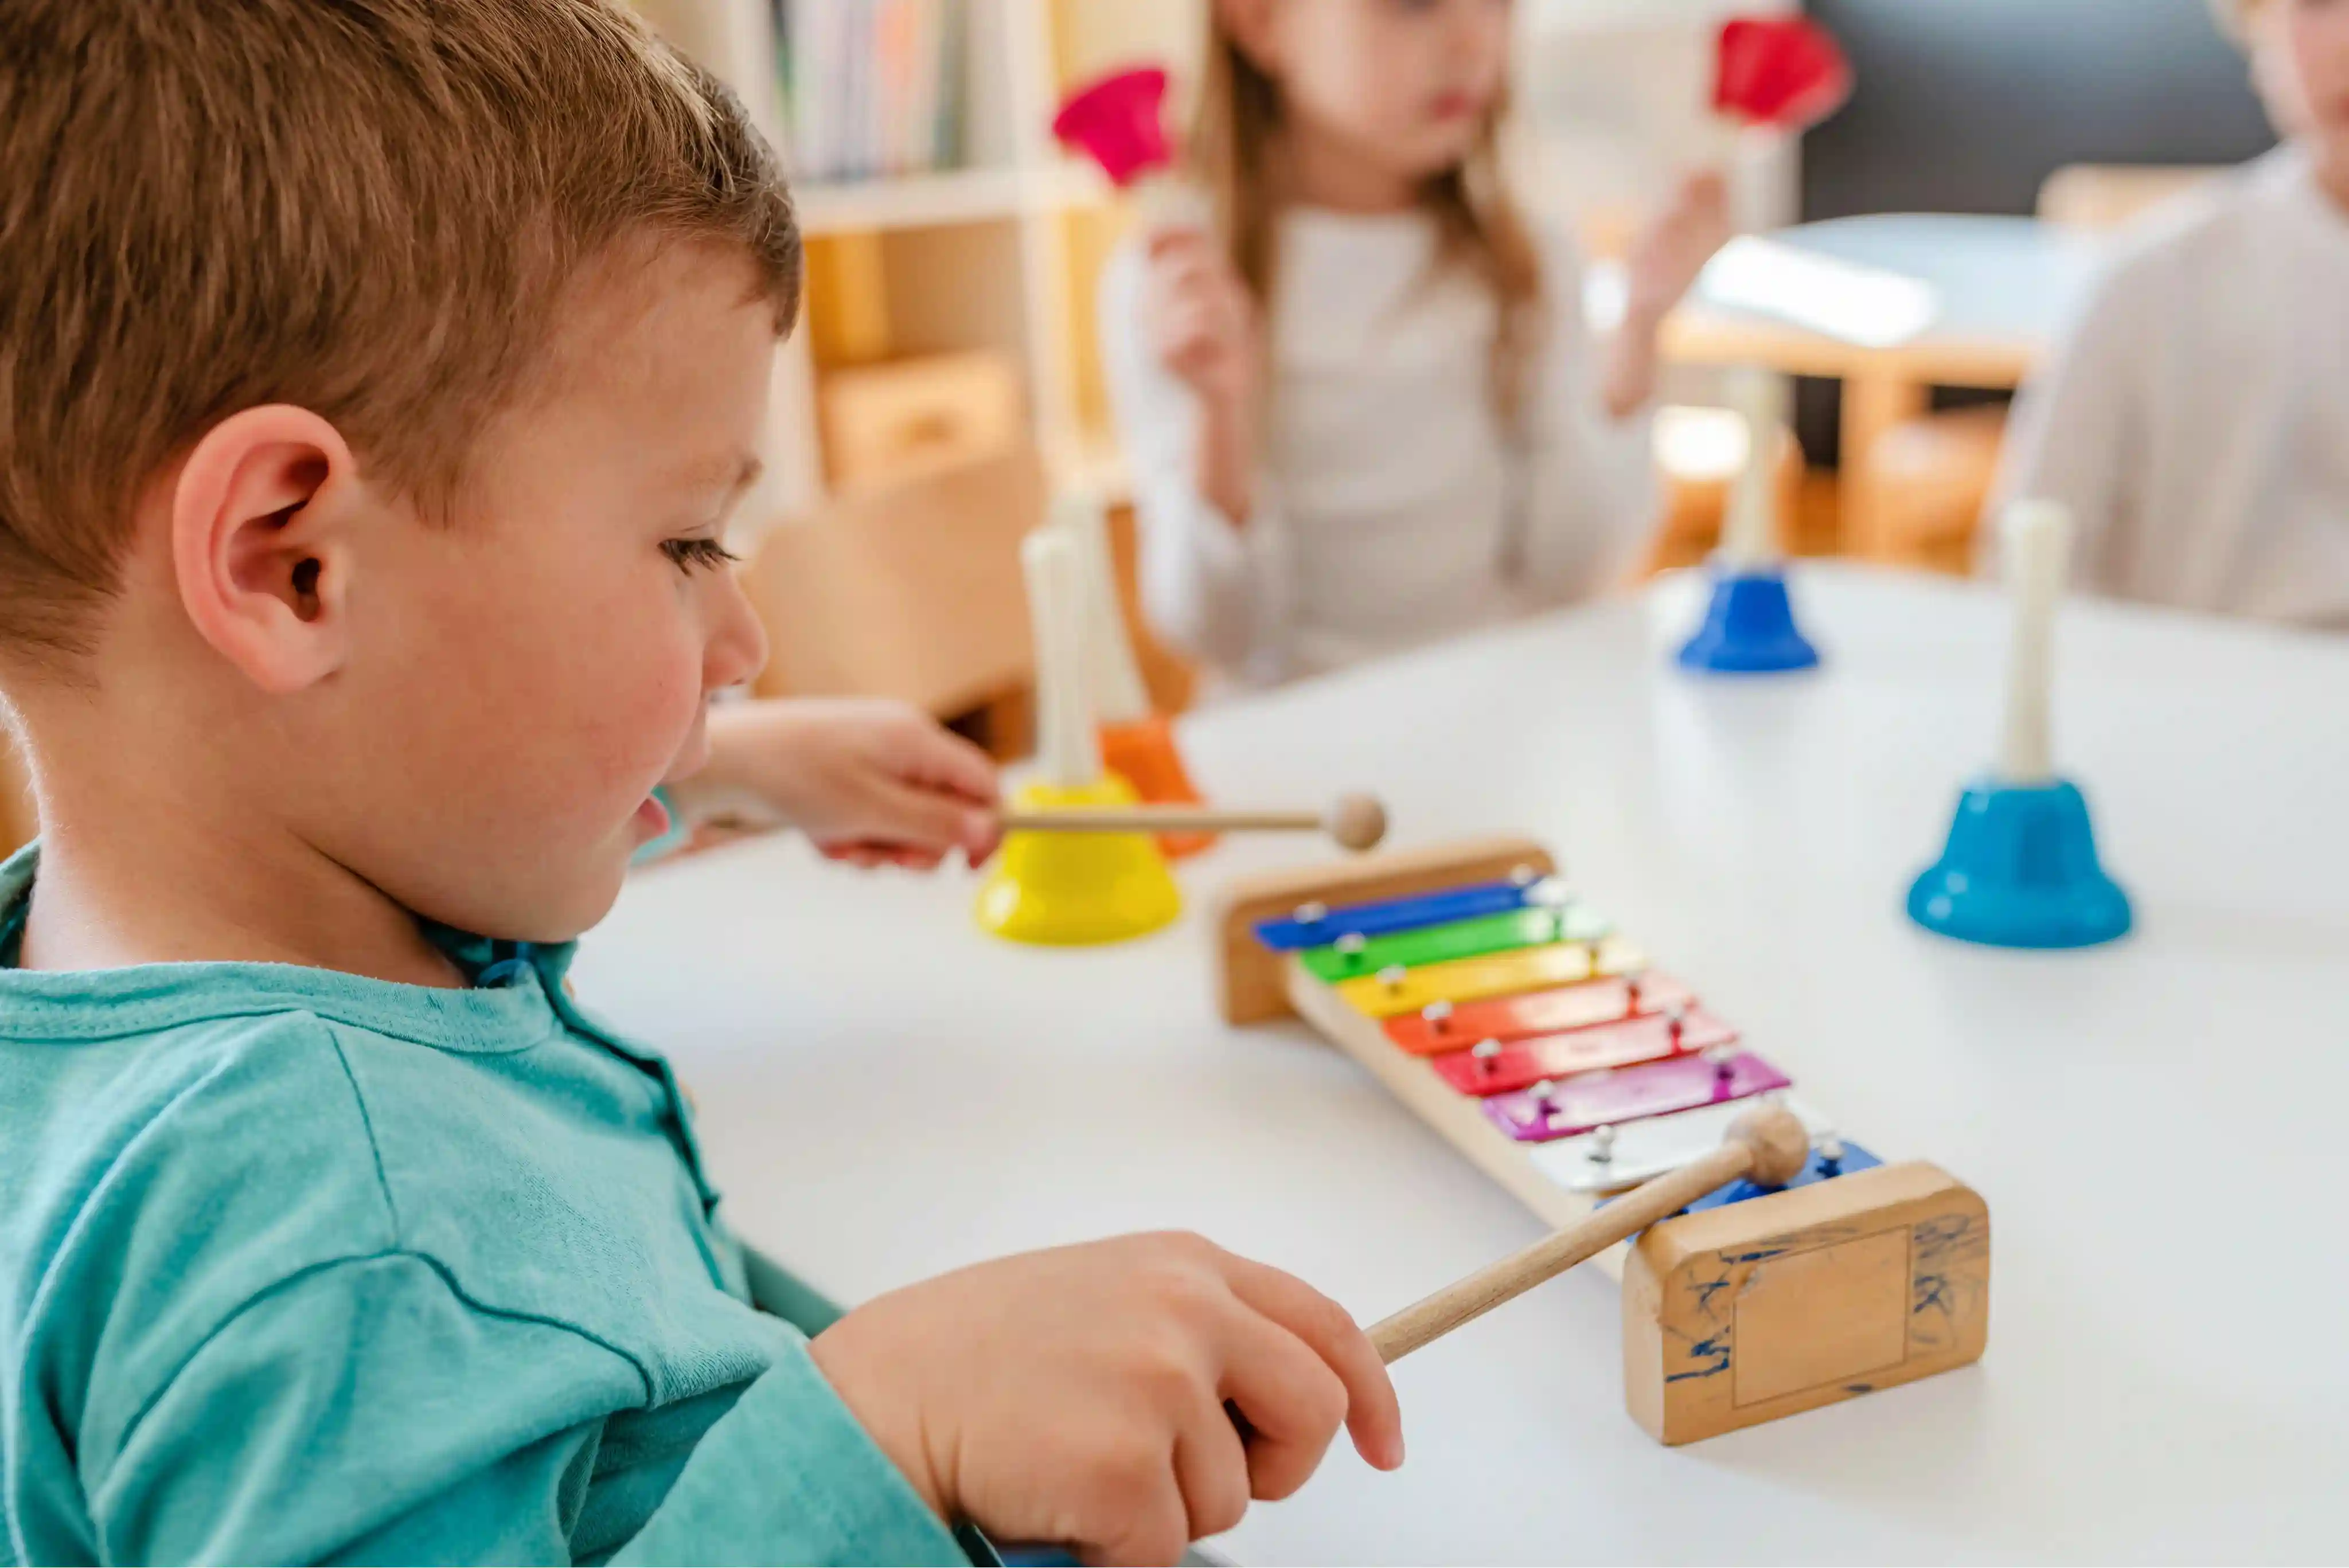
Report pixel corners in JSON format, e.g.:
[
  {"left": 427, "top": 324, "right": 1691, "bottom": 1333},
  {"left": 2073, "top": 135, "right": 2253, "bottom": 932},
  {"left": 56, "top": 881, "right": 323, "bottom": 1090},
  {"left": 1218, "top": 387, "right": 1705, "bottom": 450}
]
[{"left": 627, "top": 0, "right": 1203, "bottom": 527}]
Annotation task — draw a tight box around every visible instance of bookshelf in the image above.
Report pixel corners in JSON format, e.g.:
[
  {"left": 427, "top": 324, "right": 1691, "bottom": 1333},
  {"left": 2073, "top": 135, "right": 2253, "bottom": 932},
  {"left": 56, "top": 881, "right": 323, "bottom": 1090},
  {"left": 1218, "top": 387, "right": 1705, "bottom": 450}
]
[{"left": 629, "top": 0, "right": 1201, "bottom": 527}]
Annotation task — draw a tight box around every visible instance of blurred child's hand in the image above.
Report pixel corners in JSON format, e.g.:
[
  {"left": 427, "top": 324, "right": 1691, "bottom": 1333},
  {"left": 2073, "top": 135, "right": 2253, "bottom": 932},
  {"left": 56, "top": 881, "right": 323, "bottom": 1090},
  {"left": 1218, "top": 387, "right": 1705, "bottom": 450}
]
[
  {"left": 1623, "top": 170, "right": 1733, "bottom": 329},
  {"left": 810, "top": 1233, "right": 1404, "bottom": 1566},
  {"left": 1603, "top": 171, "right": 1734, "bottom": 417},
  {"left": 684, "top": 698, "right": 1000, "bottom": 869},
  {"left": 1145, "top": 229, "right": 1263, "bottom": 523},
  {"left": 1145, "top": 229, "right": 1259, "bottom": 420}
]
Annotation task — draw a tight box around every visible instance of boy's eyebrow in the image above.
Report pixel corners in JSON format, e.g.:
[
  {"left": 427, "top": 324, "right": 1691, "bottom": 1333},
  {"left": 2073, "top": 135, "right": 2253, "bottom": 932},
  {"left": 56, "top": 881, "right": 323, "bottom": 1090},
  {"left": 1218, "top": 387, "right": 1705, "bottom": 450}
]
[{"left": 676, "top": 452, "right": 764, "bottom": 498}]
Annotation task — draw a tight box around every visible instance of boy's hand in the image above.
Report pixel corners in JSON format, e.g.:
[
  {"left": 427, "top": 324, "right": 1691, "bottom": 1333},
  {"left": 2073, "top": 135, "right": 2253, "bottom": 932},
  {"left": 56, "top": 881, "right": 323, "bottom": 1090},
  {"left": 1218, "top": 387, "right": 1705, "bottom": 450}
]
[
  {"left": 809, "top": 1233, "right": 1406, "bottom": 1567},
  {"left": 684, "top": 698, "right": 1000, "bottom": 869}
]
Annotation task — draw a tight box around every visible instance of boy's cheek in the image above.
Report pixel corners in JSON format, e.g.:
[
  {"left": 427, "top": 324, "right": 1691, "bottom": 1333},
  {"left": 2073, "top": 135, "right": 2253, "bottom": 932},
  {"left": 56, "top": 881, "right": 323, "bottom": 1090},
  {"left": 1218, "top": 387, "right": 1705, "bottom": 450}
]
[{"left": 568, "top": 645, "right": 709, "bottom": 798}]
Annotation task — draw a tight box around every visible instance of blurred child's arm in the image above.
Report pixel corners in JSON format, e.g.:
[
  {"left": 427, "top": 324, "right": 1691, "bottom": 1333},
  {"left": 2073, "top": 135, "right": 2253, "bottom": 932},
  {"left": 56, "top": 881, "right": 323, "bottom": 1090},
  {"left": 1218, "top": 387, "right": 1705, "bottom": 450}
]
[
  {"left": 1606, "top": 172, "right": 1734, "bottom": 420},
  {"left": 670, "top": 697, "right": 1001, "bottom": 869},
  {"left": 78, "top": 1254, "right": 968, "bottom": 1566},
  {"left": 1982, "top": 263, "right": 2150, "bottom": 585},
  {"left": 1100, "top": 236, "right": 1289, "bottom": 678},
  {"left": 1519, "top": 223, "right": 1675, "bottom": 599}
]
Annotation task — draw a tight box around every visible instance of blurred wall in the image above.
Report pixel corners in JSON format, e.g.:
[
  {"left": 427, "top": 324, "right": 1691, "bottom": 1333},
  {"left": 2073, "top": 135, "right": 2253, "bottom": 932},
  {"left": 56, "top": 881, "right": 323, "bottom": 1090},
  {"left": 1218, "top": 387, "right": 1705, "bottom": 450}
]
[{"left": 1803, "top": 0, "right": 2276, "bottom": 221}]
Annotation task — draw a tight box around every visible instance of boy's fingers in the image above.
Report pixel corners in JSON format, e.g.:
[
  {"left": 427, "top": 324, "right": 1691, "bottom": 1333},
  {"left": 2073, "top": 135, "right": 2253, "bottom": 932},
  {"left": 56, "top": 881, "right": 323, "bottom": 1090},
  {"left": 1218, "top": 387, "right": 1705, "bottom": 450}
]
[
  {"left": 1222, "top": 1257, "right": 1405, "bottom": 1473},
  {"left": 1212, "top": 1310, "right": 1351, "bottom": 1503},
  {"left": 902, "top": 723, "right": 1000, "bottom": 805},
  {"left": 1170, "top": 1402, "right": 1253, "bottom": 1542},
  {"left": 1075, "top": 1462, "right": 1190, "bottom": 1568}
]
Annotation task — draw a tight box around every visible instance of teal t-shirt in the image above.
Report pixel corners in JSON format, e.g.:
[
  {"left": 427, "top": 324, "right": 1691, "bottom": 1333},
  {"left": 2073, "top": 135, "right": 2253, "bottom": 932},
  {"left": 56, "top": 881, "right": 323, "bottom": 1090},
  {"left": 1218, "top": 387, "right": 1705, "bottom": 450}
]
[{"left": 0, "top": 844, "right": 969, "bottom": 1566}]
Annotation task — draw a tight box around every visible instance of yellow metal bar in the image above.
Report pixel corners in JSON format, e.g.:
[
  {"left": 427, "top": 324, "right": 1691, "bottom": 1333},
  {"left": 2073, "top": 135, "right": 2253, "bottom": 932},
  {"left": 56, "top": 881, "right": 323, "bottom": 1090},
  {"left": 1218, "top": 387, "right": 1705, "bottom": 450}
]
[{"left": 1333, "top": 937, "right": 1647, "bottom": 1019}]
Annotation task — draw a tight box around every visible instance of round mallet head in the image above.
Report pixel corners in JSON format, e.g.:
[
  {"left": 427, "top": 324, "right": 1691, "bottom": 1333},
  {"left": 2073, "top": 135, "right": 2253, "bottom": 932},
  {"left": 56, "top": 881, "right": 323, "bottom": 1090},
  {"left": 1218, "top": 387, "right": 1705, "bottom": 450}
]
[
  {"left": 1325, "top": 793, "right": 1388, "bottom": 852},
  {"left": 1725, "top": 1105, "right": 1812, "bottom": 1188}
]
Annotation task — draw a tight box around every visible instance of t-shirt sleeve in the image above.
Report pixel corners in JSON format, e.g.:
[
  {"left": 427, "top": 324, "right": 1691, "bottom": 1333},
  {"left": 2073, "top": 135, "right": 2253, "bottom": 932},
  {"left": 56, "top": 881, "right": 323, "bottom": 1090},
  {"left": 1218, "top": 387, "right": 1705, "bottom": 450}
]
[{"left": 82, "top": 1252, "right": 966, "bottom": 1567}]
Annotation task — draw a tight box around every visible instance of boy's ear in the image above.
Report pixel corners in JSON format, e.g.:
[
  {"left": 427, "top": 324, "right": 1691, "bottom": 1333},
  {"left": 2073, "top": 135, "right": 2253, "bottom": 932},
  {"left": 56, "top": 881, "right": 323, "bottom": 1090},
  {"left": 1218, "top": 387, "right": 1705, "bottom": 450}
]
[
  {"left": 169, "top": 404, "right": 361, "bottom": 694},
  {"left": 1217, "top": 0, "right": 1281, "bottom": 72}
]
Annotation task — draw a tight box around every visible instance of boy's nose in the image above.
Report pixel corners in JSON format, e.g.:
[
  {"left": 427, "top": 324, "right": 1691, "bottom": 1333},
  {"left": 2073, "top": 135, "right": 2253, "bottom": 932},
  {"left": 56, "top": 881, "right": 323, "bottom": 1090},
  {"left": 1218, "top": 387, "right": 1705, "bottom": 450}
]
[{"left": 704, "top": 566, "right": 770, "bottom": 693}]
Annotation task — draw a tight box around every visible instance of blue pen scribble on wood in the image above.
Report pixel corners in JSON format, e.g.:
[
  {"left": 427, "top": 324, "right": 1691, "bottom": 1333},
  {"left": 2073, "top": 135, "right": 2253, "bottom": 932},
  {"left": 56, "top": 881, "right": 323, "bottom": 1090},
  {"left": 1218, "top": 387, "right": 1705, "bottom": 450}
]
[
  {"left": 1661, "top": 1257, "right": 1739, "bottom": 1382},
  {"left": 1721, "top": 1244, "right": 1793, "bottom": 1265},
  {"left": 1907, "top": 1211, "right": 1988, "bottom": 1351},
  {"left": 1667, "top": 1331, "right": 1734, "bottom": 1382}
]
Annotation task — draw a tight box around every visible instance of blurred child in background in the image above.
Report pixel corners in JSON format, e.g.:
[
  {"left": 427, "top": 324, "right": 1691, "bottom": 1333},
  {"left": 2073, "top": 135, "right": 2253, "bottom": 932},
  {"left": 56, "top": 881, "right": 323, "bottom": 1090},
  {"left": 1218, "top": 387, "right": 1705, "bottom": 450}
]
[
  {"left": 1103, "top": 0, "right": 1731, "bottom": 692},
  {"left": 1989, "top": 0, "right": 2349, "bottom": 631}
]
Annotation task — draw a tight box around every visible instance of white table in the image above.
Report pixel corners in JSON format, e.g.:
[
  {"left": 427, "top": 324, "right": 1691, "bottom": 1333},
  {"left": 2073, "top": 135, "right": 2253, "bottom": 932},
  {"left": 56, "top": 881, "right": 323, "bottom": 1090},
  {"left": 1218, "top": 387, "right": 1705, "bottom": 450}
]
[{"left": 578, "top": 568, "right": 2349, "bottom": 1564}]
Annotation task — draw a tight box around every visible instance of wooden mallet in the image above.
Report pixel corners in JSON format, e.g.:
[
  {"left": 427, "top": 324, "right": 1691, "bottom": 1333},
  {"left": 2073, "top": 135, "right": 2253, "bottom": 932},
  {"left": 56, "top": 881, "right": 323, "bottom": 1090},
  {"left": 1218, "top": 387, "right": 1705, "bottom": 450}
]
[
  {"left": 1002, "top": 793, "right": 1389, "bottom": 853},
  {"left": 1365, "top": 1105, "right": 1810, "bottom": 1363}
]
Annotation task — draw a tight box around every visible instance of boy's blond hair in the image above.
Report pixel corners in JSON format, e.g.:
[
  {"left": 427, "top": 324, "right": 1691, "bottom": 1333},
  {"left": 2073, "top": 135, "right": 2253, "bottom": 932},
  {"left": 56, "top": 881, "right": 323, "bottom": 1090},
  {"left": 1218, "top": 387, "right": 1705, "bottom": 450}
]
[{"left": 0, "top": 0, "right": 799, "bottom": 659}]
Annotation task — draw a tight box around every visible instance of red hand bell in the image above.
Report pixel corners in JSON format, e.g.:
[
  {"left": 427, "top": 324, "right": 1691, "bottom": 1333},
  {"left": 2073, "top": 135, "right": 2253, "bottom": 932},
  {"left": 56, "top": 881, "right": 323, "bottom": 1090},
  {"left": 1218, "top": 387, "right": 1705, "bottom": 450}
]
[
  {"left": 1051, "top": 67, "right": 1173, "bottom": 186},
  {"left": 1712, "top": 17, "right": 1854, "bottom": 133}
]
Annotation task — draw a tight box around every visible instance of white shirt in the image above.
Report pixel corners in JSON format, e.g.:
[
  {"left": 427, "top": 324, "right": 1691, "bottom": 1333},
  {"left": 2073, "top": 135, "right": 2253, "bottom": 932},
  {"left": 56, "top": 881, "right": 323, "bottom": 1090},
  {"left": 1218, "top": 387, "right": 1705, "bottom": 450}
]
[
  {"left": 1101, "top": 209, "right": 1656, "bottom": 691},
  {"left": 1991, "top": 147, "right": 2349, "bottom": 632}
]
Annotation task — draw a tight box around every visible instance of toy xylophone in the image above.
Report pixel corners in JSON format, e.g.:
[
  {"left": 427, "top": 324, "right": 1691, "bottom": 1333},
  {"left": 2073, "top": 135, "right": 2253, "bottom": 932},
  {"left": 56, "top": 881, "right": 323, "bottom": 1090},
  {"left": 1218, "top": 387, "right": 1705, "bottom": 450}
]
[{"left": 1213, "top": 837, "right": 1990, "bottom": 1445}]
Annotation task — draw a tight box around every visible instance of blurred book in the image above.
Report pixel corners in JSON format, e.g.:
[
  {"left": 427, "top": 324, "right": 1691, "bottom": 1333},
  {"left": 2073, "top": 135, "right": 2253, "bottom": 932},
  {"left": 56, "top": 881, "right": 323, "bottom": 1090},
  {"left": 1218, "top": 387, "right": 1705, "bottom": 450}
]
[{"left": 775, "top": 0, "right": 963, "bottom": 183}]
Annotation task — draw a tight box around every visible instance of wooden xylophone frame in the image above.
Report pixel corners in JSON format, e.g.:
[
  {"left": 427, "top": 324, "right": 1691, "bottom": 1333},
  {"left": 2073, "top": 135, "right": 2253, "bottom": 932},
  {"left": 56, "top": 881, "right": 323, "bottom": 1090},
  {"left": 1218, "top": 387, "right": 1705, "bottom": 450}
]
[{"left": 1213, "top": 836, "right": 1991, "bottom": 1446}]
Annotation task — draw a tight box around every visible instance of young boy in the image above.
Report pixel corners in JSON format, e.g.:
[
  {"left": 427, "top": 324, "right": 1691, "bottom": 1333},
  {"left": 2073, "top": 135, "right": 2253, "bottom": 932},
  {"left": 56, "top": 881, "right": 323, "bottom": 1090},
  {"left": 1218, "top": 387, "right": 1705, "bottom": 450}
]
[
  {"left": 1987, "top": 0, "right": 2349, "bottom": 631},
  {"left": 0, "top": 4, "right": 1403, "bottom": 1565}
]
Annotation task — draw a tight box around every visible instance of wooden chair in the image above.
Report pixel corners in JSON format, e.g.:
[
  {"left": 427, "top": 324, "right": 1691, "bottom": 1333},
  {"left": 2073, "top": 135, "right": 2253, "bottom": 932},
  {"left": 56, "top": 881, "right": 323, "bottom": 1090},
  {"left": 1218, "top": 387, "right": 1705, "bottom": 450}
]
[
  {"left": 1854, "top": 164, "right": 2225, "bottom": 573},
  {"left": 739, "top": 447, "right": 1045, "bottom": 734}
]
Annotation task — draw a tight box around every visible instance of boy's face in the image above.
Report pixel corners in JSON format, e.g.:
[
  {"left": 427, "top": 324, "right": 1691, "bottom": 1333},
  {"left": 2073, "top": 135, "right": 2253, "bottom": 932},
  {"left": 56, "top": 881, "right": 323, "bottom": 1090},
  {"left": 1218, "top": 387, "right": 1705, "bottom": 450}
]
[
  {"left": 319, "top": 241, "right": 772, "bottom": 945},
  {"left": 2256, "top": 0, "right": 2349, "bottom": 174}
]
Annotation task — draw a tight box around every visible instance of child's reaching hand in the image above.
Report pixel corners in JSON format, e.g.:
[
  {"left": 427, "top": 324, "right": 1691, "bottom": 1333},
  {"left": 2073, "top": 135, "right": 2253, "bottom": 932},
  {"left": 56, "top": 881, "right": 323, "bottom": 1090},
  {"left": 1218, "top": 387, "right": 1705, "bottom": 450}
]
[
  {"left": 1623, "top": 170, "right": 1734, "bottom": 330},
  {"left": 1604, "top": 170, "right": 1734, "bottom": 418},
  {"left": 680, "top": 698, "right": 1002, "bottom": 869},
  {"left": 810, "top": 1232, "right": 1406, "bottom": 1566},
  {"left": 1144, "top": 228, "right": 1263, "bottom": 525},
  {"left": 1145, "top": 229, "right": 1259, "bottom": 417}
]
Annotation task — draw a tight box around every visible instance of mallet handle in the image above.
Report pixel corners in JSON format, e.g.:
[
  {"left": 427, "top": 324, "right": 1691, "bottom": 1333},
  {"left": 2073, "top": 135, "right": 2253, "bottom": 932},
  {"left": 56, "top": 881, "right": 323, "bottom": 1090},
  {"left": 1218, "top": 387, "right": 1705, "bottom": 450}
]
[
  {"left": 1006, "top": 807, "right": 1318, "bottom": 836},
  {"left": 1367, "top": 1140, "right": 1758, "bottom": 1364}
]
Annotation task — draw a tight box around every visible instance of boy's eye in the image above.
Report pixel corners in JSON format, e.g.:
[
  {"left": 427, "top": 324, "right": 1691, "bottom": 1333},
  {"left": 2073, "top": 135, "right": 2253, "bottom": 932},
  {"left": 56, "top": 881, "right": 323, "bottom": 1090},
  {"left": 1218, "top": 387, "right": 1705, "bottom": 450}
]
[{"left": 661, "top": 537, "right": 742, "bottom": 573}]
